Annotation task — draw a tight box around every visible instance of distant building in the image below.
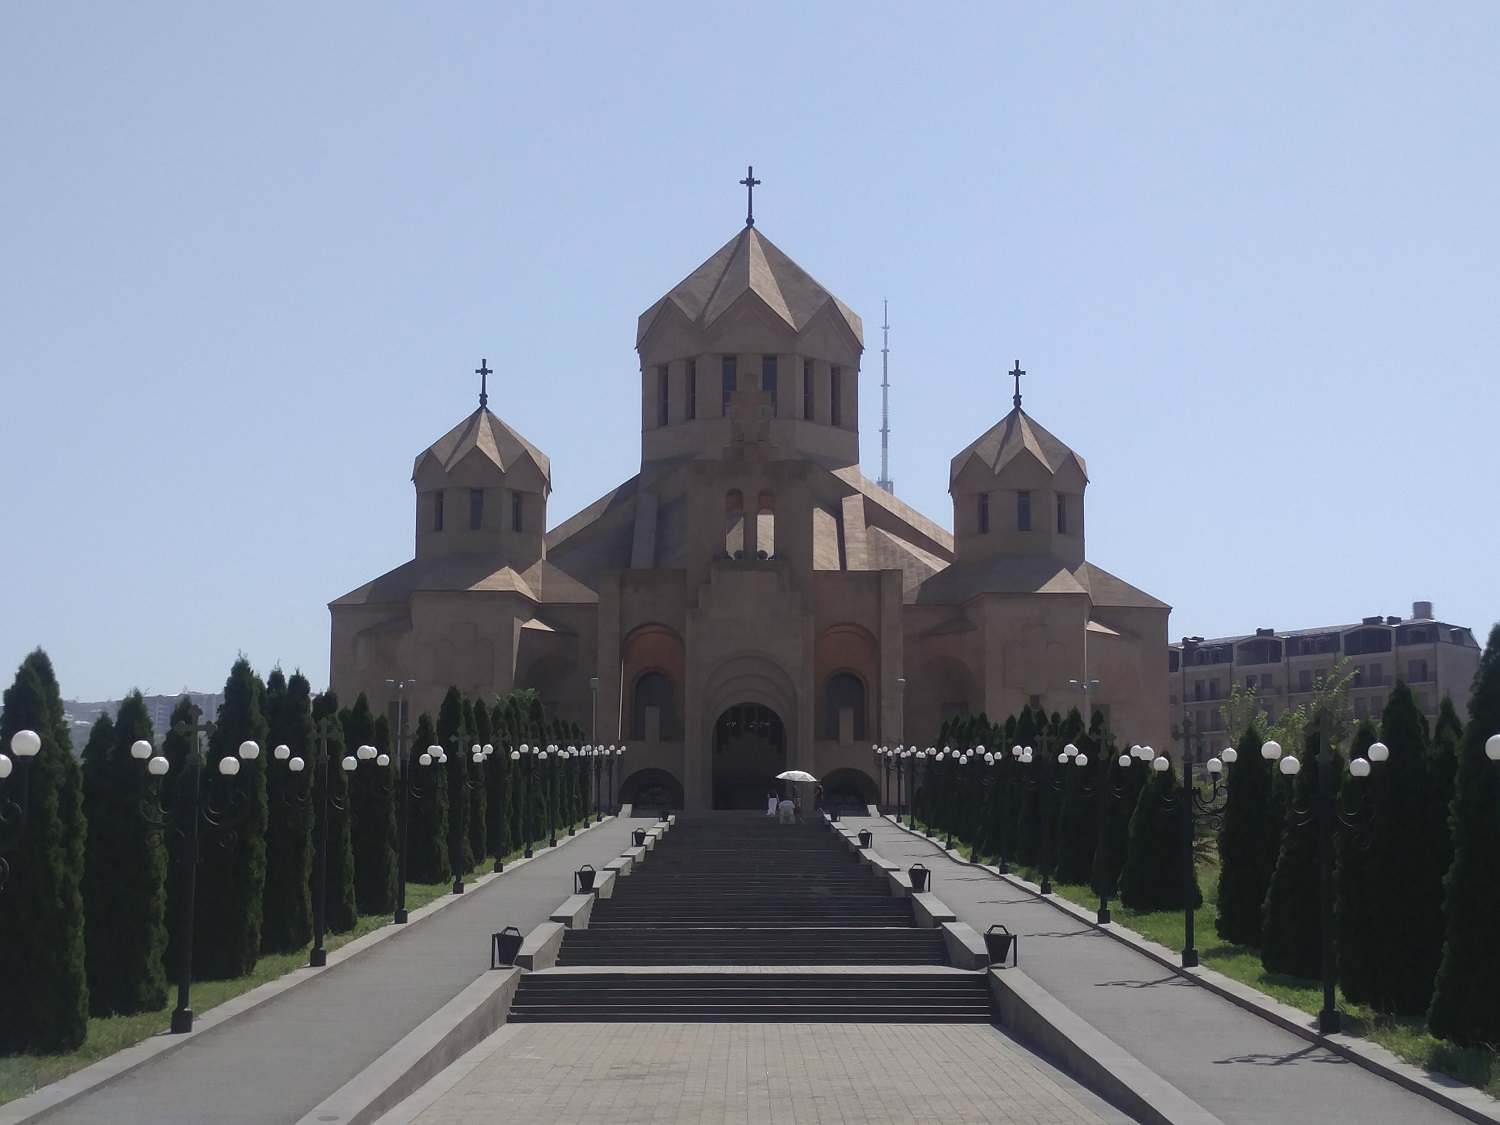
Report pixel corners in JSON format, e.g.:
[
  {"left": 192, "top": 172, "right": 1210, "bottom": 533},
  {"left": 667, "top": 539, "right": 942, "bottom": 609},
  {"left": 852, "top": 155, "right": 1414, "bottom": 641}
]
[
  {"left": 61, "top": 692, "right": 225, "bottom": 745},
  {"left": 1168, "top": 601, "right": 1481, "bottom": 758}
]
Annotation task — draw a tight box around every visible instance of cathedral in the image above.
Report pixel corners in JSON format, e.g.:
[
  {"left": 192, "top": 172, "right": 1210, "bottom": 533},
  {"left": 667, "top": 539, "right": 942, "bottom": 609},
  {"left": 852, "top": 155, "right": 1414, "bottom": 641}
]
[{"left": 329, "top": 210, "right": 1169, "bottom": 811}]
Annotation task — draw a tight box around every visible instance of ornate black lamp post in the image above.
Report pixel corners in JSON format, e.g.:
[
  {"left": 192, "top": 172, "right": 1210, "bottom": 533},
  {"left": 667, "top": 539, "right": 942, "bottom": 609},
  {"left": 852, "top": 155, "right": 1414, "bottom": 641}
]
[
  {"left": 134, "top": 705, "right": 259, "bottom": 1033},
  {"left": 1263, "top": 715, "right": 1384, "bottom": 1032},
  {"left": 1132, "top": 713, "right": 1236, "bottom": 967},
  {"left": 271, "top": 717, "right": 355, "bottom": 966},
  {"left": 0, "top": 729, "right": 41, "bottom": 894},
  {"left": 607, "top": 744, "right": 625, "bottom": 815},
  {"left": 510, "top": 743, "right": 535, "bottom": 857},
  {"left": 390, "top": 713, "right": 438, "bottom": 923},
  {"left": 1484, "top": 735, "right": 1500, "bottom": 815},
  {"left": 441, "top": 733, "right": 490, "bottom": 894},
  {"left": 1080, "top": 738, "right": 1136, "bottom": 925},
  {"left": 564, "top": 747, "right": 579, "bottom": 836},
  {"left": 1013, "top": 733, "right": 1068, "bottom": 894},
  {"left": 541, "top": 744, "right": 560, "bottom": 847}
]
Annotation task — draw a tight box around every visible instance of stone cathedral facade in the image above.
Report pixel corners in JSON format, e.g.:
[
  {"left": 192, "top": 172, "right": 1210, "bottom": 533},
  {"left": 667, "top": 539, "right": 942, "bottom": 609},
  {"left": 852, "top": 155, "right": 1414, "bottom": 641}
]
[{"left": 329, "top": 221, "right": 1169, "bottom": 810}]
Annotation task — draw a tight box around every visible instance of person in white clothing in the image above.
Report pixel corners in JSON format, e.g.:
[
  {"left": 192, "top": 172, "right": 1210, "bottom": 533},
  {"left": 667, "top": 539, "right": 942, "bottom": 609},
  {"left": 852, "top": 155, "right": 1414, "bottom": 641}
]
[{"left": 766, "top": 789, "right": 778, "bottom": 816}]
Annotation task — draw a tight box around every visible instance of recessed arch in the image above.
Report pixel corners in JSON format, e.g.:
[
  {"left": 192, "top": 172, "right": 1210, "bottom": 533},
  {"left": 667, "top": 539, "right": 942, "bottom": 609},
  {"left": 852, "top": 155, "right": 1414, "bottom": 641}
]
[{"left": 619, "top": 768, "right": 683, "bottom": 812}]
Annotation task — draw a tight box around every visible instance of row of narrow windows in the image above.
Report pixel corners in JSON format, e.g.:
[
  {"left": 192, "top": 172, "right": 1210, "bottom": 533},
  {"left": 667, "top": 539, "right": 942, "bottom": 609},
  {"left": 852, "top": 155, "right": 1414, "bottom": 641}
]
[
  {"left": 656, "top": 356, "right": 843, "bottom": 425},
  {"left": 432, "top": 490, "right": 524, "bottom": 533},
  {"left": 976, "top": 491, "right": 1071, "bottom": 535}
]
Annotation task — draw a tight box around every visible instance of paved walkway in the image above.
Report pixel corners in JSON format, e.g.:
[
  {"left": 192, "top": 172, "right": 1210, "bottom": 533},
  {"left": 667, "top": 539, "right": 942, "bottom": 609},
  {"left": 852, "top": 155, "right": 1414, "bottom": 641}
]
[
  {"left": 45, "top": 817, "right": 639, "bottom": 1125},
  {"left": 384, "top": 1022, "right": 1133, "bottom": 1125},
  {"left": 845, "top": 815, "right": 1470, "bottom": 1125}
]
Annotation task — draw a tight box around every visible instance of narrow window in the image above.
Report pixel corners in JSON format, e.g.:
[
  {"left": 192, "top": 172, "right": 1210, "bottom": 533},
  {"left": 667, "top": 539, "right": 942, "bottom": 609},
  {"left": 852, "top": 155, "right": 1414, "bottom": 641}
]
[
  {"left": 761, "top": 355, "right": 778, "bottom": 414},
  {"left": 1057, "top": 494, "right": 1067, "bottom": 533},
  {"left": 978, "top": 493, "right": 989, "bottom": 534},
  {"left": 1017, "top": 490, "right": 1031, "bottom": 532},
  {"left": 802, "top": 359, "right": 813, "bottom": 420},
  {"left": 830, "top": 366, "right": 842, "bottom": 427},
  {"left": 511, "top": 492, "right": 523, "bottom": 533},
  {"left": 433, "top": 491, "right": 445, "bottom": 532},
  {"left": 687, "top": 359, "right": 697, "bottom": 420},
  {"left": 468, "top": 489, "right": 483, "bottom": 531},
  {"left": 721, "top": 355, "right": 737, "bottom": 416},
  {"left": 657, "top": 364, "right": 669, "bottom": 426}
]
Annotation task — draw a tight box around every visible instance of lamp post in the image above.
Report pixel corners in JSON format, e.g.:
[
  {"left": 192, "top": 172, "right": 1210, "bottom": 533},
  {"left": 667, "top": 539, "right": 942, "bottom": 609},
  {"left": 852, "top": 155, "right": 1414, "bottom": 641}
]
[
  {"left": 385, "top": 678, "right": 421, "bottom": 924},
  {"left": 1080, "top": 738, "right": 1135, "bottom": 925},
  {"left": 590, "top": 679, "right": 600, "bottom": 820},
  {"left": 1014, "top": 730, "right": 1069, "bottom": 894},
  {"left": 441, "top": 733, "right": 490, "bottom": 894},
  {"left": 510, "top": 744, "right": 535, "bottom": 857},
  {"left": 564, "top": 746, "right": 579, "bottom": 836},
  {"left": 1131, "top": 713, "right": 1236, "bottom": 967},
  {"left": 0, "top": 729, "right": 42, "bottom": 894},
  {"left": 542, "top": 744, "right": 560, "bottom": 847},
  {"left": 1263, "top": 714, "right": 1384, "bottom": 1033},
  {"left": 609, "top": 744, "right": 625, "bottom": 814},
  {"left": 271, "top": 717, "right": 355, "bottom": 967},
  {"left": 1484, "top": 734, "right": 1500, "bottom": 818},
  {"left": 134, "top": 705, "right": 259, "bottom": 1033}
]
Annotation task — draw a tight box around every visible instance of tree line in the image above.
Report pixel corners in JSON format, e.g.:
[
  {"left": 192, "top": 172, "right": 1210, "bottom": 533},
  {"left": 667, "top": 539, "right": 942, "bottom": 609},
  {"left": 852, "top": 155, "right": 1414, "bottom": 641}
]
[
  {"left": 0, "top": 651, "right": 591, "bottom": 1056},
  {"left": 915, "top": 622, "right": 1500, "bottom": 1048}
]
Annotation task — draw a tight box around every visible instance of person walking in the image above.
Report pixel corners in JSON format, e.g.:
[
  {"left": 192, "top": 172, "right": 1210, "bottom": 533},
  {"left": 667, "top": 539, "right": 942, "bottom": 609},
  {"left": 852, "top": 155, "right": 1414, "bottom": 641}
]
[{"left": 765, "top": 788, "right": 778, "bottom": 816}]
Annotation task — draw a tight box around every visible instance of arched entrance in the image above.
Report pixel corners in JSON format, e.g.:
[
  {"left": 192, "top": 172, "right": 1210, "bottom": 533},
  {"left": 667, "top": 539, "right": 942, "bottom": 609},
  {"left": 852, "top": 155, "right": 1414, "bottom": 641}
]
[
  {"left": 712, "top": 704, "right": 786, "bottom": 809},
  {"left": 619, "top": 768, "right": 684, "bottom": 813}
]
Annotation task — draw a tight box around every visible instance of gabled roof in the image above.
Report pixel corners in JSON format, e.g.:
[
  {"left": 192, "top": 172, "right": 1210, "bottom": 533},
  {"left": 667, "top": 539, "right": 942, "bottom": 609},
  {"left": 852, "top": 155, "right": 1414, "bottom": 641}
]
[
  {"left": 413, "top": 407, "right": 550, "bottom": 485},
  {"left": 636, "top": 227, "right": 862, "bottom": 346},
  {"left": 329, "top": 556, "right": 597, "bottom": 607},
  {"left": 949, "top": 407, "right": 1087, "bottom": 489}
]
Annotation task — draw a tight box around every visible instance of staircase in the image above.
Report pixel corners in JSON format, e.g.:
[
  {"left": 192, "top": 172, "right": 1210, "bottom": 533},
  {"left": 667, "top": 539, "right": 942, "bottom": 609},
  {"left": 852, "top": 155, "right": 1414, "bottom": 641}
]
[{"left": 510, "top": 813, "right": 993, "bottom": 1022}]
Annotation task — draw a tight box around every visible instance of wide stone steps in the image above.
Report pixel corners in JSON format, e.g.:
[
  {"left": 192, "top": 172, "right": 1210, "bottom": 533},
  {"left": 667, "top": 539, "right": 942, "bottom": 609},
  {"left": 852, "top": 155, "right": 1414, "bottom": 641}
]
[
  {"left": 509, "top": 970, "right": 992, "bottom": 1022},
  {"left": 557, "top": 926, "right": 949, "bottom": 966}
]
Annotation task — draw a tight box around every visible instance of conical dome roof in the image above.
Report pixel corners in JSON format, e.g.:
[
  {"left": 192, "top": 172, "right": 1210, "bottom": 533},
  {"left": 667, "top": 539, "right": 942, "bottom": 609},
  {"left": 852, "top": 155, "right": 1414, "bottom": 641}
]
[
  {"left": 949, "top": 407, "right": 1087, "bottom": 490},
  {"left": 413, "top": 406, "right": 550, "bottom": 490},
  {"left": 637, "top": 226, "right": 862, "bottom": 346}
]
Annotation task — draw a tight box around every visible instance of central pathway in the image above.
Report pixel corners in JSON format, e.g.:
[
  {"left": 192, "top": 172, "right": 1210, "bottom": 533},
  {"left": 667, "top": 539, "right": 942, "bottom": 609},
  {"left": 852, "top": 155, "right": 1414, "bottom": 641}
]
[
  {"left": 387, "top": 813, "right": 1133, "bottom": 1124},
  {"left": 42, "top": 817, "right": 638, "bottom": 1125},
  {"left": 844, "top": 814, "right": 1472, "bottom": 1125}
]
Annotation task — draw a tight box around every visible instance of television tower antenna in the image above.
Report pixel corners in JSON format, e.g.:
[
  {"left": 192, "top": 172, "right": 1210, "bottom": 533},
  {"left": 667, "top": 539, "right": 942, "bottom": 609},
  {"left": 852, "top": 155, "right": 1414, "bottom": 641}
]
[{"left": 877, "top": 300, "right": 893, "bottom": 494}]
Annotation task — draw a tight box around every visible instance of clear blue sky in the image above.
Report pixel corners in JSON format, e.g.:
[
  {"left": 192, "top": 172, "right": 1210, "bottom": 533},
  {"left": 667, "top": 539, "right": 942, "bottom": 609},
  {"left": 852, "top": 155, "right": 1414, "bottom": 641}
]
[{"left": 2, "top": 3, "right": 1496, "bottom": 702}]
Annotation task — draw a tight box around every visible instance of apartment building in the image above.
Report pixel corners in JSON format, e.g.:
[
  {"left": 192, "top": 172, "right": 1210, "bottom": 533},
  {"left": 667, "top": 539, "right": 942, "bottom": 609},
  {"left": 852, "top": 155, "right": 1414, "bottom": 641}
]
[{"left": 1167, "top": 601, "right": 1481, "bottom": 759}]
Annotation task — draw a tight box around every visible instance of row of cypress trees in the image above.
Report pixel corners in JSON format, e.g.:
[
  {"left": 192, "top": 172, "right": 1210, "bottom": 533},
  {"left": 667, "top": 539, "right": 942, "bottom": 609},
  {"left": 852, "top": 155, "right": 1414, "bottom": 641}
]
[
  {"left": 918, "top": 623, "right": 1500, "bottom": 1049},
  {"left": 0, "top": 651, "right": 589, "bottom": 1057}
]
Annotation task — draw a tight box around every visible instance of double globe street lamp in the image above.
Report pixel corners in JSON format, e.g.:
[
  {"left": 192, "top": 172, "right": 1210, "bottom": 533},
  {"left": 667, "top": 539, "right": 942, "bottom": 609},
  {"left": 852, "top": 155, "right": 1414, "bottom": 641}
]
[
  {"left": 132, "top": 704, "right": 261, "bottom": 1033},
  {"left": 1262, "top": 719, "right": 1385, "bottom": 1033}
]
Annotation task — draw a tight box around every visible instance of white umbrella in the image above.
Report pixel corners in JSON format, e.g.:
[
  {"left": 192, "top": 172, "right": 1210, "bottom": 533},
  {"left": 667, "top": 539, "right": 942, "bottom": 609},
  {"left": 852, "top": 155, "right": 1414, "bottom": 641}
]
[{"left": 776, "top": 770, "right": 817, "bottom": 783}]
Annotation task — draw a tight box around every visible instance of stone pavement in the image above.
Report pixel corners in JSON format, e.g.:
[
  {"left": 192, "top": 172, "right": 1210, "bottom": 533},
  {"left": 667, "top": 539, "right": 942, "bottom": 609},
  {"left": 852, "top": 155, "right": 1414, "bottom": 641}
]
[
  {"left": 845, "top": 815, "right": 1470, "bottom": 1125},
  {"left": 43, "top": 817, "right": 639, "bottom": 1125},
  {"left": 385, "top": 1022, "right": 1134, "bottom": 1125}
]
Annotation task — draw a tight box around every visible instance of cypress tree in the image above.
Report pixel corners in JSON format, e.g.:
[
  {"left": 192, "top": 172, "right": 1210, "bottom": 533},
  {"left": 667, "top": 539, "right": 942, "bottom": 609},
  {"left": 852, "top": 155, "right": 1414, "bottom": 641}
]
[
  {"left": 0, "top": 649, "right": 89, "bottom": 1052},
  {"left": 1334, "top": 720, "right": 1384, "bottom": 1005},
  {"left": 438, "top": 688, "right": 472, "bottom": 876},
  {"left": 1431, "top": 697, "right": 1463, "bottom": 829},
  {"left": 464, "top": 696, "right": 488, "bottom": 865},
  {"left": 259, "top": 669, "right": 313, "bottom": 953},
  {"left": 195, "top": 658, "right": 269, "bottom": 980},
  {"left": 1261, "top": 718, "right": 1343, "bottom": 980},
  {"left": 1216, "top": 725, "right": 1278, "bottom": 946},
  {"left": 1429, "top": 624, "right": 1500, "bottom": 1044},
  {"left": 81, "top": 693, "right": 168, "bottom": 1016},
  {"left": 1118, "top": 757, "right": 1201, "bottom": 912},
  {"left": 159, "top": 696, "right": 195, "bottom": 980},
  {"left": 1053, "top": 710, "right": 1095, "bottom": 885},
  {"left": 1013, "top": 707, "right": 1048, "bottom": 866},
  {"left": 1341, "top": 688, "right": 1448, "bottom": 1013},
  {"left": 486, "top": 696, "right": 513, "bottom": 859},
  {"left": 312, "top": 688, "right": 357, "bottom": 933},
  {"left": 406, "top": 712, "right": 449, "bottom": 884},
  {"left": 346, "top": 694, "right": 398, "bottom": 914}
]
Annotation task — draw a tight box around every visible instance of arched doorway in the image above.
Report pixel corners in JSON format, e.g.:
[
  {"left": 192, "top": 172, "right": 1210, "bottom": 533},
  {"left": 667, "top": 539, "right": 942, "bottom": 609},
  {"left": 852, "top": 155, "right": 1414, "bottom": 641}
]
[
  {"left": 619, "top": 768, "right": 684, "bottom": 813},
  {"left": 712, "top": 704, "right": 786, "bottom": 809},
  {"left": 819, "top": 768, "right": 879, "bottom": 815}
]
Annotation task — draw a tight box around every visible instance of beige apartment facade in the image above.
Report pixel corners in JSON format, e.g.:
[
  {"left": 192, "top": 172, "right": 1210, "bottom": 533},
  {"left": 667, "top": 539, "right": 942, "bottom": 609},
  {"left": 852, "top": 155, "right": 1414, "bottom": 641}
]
[
  {"left": 1169, "top": 601, "right": 1481, "bottom": 758},
  {"left": 330, "top": 221, "right": 1171, "bottom": 810}
]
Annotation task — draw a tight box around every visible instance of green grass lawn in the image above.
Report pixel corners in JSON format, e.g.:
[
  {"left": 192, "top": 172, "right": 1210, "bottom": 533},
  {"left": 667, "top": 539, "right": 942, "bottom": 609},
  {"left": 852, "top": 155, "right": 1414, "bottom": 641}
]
[{"left": 0, "top": 825, "right": 597, "bottom": 1107}]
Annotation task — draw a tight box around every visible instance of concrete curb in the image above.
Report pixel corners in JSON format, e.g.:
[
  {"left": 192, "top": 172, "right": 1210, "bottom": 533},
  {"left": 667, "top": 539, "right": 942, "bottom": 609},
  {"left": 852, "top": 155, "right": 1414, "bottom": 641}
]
[
  {"left": 291, "top": 968, "right": 523, "bottom": 1125},
  {"left": 0, "top": 815, "right": 618, "bottom": 1125},
  {"left": 877, "top": 813, "right": 1500, "bottom": 1125},
  {"left": 989, "top": 968, "right": 1225, "bottom": 1125}
]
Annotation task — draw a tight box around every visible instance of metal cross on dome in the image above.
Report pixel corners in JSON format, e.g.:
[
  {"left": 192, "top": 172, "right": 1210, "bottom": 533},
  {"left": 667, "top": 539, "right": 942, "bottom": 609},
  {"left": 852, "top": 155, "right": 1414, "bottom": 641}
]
[
  {"left": 476, "top": 358, "right": 491, "bottom": 409},
  {"left": 1010, "top": 360, "right": 1025, "bottom": 410},
  {"left": 739, "top": 166, "right": 762, "bottom": 227}
]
